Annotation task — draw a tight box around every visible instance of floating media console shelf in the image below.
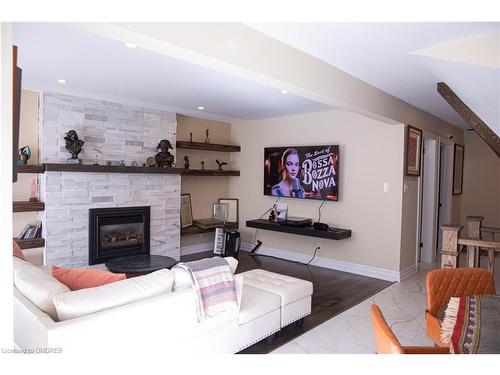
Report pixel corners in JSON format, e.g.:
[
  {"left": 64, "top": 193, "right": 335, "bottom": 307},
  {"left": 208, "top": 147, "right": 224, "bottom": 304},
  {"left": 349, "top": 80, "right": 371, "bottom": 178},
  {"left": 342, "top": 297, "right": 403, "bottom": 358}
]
[{"left": 246, "top": 219, "right": 352, "bottom": 241}]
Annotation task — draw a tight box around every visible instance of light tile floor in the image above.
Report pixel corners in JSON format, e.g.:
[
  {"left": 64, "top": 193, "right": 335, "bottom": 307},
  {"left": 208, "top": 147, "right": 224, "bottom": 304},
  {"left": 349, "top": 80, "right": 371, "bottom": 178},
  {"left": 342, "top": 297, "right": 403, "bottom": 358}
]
[{"left": 273, "top": 256, "right": 500, "bottom": 354}]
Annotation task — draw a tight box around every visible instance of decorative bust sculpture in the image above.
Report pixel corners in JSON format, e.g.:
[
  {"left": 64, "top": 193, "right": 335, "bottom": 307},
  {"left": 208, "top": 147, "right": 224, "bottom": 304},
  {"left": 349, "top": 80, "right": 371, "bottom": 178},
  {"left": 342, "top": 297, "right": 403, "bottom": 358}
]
[
  {"left": 64, "top": 130, "right": 84, "bottom": 163},
  {"left": 17, "top": 145, "right": 31, "bottom": 165},
  {"left": 155, "top": 139, "right": 174, "bottom": 168}
]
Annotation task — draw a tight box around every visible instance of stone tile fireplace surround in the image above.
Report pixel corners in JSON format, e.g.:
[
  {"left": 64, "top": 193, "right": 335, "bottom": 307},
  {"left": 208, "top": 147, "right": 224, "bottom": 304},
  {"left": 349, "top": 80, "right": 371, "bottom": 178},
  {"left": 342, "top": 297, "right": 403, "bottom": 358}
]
[{"left": 37, "top": 92, "right": 181, "bottom": 268}]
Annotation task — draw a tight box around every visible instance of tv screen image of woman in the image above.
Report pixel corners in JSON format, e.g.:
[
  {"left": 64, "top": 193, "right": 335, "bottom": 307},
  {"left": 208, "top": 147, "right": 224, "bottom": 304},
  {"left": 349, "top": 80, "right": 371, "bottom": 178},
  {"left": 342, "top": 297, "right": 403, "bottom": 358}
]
[
  {"left": 270, "top": 148, "right": 305, "bottom": 198},
  {"left": 263, "top": 145, "right": 339, "bottom": 201}
]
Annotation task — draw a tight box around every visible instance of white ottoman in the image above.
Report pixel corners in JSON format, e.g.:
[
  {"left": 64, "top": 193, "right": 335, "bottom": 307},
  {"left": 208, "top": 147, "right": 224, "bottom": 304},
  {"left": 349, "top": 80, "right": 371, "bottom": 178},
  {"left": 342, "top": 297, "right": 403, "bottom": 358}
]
[{"left": 240, "top": 269, "right": 313, "bottom": 328}]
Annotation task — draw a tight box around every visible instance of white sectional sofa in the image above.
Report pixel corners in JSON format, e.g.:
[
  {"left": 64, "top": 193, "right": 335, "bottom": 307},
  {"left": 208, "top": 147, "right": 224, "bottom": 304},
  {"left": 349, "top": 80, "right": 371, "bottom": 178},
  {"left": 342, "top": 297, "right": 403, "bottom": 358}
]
[{"left": 13, "top": 256, "right": 313, "bottom": 354}]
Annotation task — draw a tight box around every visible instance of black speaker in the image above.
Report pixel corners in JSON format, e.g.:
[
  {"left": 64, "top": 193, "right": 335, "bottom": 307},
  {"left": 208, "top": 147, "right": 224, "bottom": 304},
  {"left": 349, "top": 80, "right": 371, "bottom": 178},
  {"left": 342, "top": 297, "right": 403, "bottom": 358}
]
[{"left": 313, "top": 222, "right": 329, "bottom": 231}]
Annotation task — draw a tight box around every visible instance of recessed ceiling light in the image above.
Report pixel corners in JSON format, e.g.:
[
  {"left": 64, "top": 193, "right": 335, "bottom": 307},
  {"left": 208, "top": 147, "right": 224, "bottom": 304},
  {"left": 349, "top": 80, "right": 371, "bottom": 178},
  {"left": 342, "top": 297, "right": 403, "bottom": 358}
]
[
  {"left": 125, "top": 42, "right": 137, "bottom": 49},
  {"left": 57, "top": 79, "right": 67, "bottom": 84},
  {"left": 197, "top": 106, "right": 205, "bottom": 110},
  {"left": 280, "top": 90, "right": 288, "bottom": 94}
]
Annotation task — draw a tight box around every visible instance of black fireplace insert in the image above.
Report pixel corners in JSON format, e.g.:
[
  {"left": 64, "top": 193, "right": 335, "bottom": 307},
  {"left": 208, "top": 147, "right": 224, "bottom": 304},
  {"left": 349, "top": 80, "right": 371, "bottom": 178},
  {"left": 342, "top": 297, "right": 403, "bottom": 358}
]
[{"left": 89, "top": 206, "right": 150, "bottom": 265}]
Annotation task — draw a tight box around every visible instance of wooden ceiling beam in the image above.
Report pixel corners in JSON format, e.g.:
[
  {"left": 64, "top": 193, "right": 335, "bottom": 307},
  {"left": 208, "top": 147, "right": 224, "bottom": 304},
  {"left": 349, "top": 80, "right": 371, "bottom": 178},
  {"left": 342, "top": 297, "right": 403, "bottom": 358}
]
[{"left": 437, "top": 82, "right": 500, "bottom": 158}]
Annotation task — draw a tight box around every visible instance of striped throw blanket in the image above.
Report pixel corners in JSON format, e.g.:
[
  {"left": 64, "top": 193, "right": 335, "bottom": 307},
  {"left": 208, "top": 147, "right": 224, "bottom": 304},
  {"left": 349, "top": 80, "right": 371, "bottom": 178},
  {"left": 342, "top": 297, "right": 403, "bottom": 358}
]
[
  {"left": 173, "top": 257, "right": 238, "bottom": 322},
  {"left": 441, "top": 295, "right": 500, "bottom": 354}
]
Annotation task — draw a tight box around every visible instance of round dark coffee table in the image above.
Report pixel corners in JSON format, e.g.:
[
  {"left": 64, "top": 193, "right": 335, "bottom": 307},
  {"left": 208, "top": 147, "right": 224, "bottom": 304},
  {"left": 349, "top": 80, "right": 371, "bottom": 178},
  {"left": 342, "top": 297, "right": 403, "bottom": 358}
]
[{"left": 105, "top": 254, "right": 177, "bottom": 276}]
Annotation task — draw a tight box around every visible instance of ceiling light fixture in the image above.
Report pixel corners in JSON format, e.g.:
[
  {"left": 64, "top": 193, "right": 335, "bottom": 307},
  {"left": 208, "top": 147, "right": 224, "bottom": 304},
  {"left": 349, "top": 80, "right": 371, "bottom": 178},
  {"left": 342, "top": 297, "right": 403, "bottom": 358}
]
[
  {"left": 57, "top": 79, "right": 67, "bottom": 84},
  {"left": 197, "top": 106, "right": 205, "bottom": 110},
  {"left": 125, "top": 42, "right": 137, "bottom": 49},
  {"left": 280, "top": 90, "right": 288, "bottom": 94}
]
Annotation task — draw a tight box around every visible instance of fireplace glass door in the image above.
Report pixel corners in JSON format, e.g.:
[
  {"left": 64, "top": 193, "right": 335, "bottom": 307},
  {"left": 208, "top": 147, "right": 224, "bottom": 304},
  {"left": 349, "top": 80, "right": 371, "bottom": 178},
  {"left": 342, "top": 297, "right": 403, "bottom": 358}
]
[{"left": 89, "top": 206, "right": 150, "bottom": 265}]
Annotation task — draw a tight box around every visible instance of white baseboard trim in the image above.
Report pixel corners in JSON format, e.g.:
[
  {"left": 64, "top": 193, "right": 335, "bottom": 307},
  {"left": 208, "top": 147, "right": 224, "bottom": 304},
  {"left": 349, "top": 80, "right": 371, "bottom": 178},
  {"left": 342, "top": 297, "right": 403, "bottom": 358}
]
[
  {"left": 399, "top": 264, "right": 417, "bottom": 281},
  {"left": 181, "top": 242, "right": 213, "bottom": 256},
  {"left": 240, "top": 243, "right": 408, "bottom": 282}
]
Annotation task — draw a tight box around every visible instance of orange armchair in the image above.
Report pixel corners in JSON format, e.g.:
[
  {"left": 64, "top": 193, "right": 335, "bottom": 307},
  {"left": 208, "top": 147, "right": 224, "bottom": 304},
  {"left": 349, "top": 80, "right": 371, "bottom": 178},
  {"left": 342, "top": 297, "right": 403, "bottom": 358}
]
[
  {"left": 370, "top": 304, "right": 449, "bottom": 354},
  {"left": 425, "top": 268, "right": 496, "bottom": 347}
]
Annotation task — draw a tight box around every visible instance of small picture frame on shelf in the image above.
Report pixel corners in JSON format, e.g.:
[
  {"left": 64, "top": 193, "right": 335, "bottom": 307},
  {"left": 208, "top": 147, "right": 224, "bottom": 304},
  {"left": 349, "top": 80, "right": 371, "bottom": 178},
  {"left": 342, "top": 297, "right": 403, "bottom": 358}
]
[
  {"left": 218, "top": 198, "right": 239, "bottom": 224},
  {"left": 213, "top": 203, "right": 228, "bottom": 222},
  {"left": 180, "top": 193, "right": 193, "bottom": 228}
]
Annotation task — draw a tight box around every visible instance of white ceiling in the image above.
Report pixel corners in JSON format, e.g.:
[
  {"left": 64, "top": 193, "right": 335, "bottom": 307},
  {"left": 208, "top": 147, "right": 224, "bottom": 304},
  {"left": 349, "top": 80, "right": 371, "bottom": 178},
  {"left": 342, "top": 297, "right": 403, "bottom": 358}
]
[
  {"left": 248, "top": 22, "right": 500, "bottom": 134},
  {"left": 12, "top": 23, "right": 331, "bottom": 121},
  {"left": 13, "top": 22, "right": 500, "bottom": 134}
]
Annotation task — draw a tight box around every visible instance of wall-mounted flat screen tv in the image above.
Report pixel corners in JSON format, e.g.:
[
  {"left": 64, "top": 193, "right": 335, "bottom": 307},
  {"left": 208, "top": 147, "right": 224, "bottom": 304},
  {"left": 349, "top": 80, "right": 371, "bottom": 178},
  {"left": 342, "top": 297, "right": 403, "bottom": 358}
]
[{"left": 264, "top": 145, "right": 339, "bottom": 201}]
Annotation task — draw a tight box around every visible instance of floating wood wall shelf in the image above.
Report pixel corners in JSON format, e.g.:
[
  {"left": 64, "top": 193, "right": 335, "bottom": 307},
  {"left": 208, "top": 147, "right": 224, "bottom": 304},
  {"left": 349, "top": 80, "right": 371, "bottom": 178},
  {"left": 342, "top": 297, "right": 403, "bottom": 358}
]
[
  {"left": 181, "top": 169, "right": 240, "bottom": 176},
  {"left": 14, "top": 237, "right": 45, "bottom": 249},
  {"left": 176, "top": 141, "right": 240, "bottom": 152},
  {"left": 13, "top": 201, "right": 45, "bottom": 212},
  {"left": 181, "top": 222, "right": 238, "bottom": 236},
  {"left": 17, "top": 164, "right": 45, "bottom": 173}
]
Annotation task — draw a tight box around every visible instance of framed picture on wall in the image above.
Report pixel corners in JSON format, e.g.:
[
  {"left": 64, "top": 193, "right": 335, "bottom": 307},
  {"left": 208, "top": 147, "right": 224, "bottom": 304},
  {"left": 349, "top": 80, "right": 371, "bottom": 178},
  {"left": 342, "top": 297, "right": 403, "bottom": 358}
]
[
  {"left": 180, "top": 193, "right": 193, "bottom": 228},
  {"left": 405, "top": 125, "right": 423, "bottom": 176},
  {"left": 452, "top": 144, "right": 464, "bottom": 195}
]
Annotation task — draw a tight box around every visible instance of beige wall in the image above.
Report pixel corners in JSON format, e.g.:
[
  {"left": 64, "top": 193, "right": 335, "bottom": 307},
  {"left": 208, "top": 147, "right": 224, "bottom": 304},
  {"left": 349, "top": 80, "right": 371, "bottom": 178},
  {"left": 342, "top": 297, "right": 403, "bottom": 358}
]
[
  {"left": 177, "top": 115, "right": 233, "bottom": 248},
  {"left": 13, "top": 90, "right": 39, "bottom": 237},
  {"left": 399, "top": 177, "right": 419, "bottom": 270},
  {"left": 79, "top": 23, "right": 467, "bottom": 272},
  {"left": 461, "top": 131, "right": 500, "bottom": 228},
  {"left": 230, "top": 110, "right": 405, "bottom": 272}
]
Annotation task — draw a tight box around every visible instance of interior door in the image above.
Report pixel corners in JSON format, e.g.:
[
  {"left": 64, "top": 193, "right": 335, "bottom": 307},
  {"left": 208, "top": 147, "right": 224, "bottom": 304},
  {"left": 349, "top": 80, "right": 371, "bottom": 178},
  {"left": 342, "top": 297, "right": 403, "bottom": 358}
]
[
  {"left": 437, "top": 143, "right": 453, "bottom": 256},
  {"left": 420, "top": 138, "right": 438, "bottom": 263}
]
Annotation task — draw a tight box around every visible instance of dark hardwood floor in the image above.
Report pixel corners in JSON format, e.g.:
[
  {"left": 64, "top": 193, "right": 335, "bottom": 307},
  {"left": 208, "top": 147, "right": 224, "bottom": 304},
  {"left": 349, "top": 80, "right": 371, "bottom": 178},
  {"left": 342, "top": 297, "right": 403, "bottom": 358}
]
[{"left": 181, "top": 250, "right": 393, "bottom": 354}]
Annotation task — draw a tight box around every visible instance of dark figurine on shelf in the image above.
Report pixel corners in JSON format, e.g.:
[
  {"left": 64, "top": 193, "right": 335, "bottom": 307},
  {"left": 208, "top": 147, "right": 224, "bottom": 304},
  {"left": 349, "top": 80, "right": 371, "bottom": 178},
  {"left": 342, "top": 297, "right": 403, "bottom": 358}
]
[
  {"left": 184, "top": 155, "right": 190, "bottom": 170},
  {"left": 201, "top": 158, "right": 205, "bottom": 171},
  {"left": 189, "top": 132, "right": 193, "bottom": 143},
  {"left": 92, "top": 155, "right": 99, "bottom": 166},
  {"left": 215, "top": 159, "right": 227, "bottom": 171},
  {"left": 64, "top": 130, "right": 84, "bottom": 164},
  {"left": 268, "top": 207, "right": 278, "bottom": 222},
  {"left": 155, "top": 139, "right": 175, "bottom": 168},
  {"left": 204, "top": 129, "right": 210, "bottom": 143},
  {"left": 17, "top": 145, "right": 31, "bottom": 165}
]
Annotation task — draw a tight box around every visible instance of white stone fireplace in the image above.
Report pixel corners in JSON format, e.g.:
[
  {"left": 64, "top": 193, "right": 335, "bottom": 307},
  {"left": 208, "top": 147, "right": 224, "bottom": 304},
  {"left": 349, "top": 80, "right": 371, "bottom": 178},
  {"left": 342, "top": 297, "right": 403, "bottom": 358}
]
[{"left": 37, "top": 92, "right": 181, "bottom": 268}]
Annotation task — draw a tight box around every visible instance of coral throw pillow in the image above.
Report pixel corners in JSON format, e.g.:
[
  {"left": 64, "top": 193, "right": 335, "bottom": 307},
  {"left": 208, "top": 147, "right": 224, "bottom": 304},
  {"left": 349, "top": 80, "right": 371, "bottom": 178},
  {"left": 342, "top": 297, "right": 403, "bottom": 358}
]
[
  {"left": 52, "top": 266, "right": 126, "bottom": 291},
  {"left": 13, "top": 240, "right": 26, "bottom": 260}
]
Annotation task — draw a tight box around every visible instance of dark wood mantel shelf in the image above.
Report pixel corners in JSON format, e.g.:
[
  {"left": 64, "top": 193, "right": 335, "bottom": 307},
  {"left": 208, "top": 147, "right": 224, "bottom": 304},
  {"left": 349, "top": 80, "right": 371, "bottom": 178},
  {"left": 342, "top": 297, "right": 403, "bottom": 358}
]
[
  {"left": 17, "top": 164, "right": 240, "bottom": 177},
  {"left": 17, "top": 164, "right": 46, "bottom": 174},
  {"left": 176, "top": 141, "right": 240, "bottom": 152},
  {"left": 44, "top": 163, "right": 184, "bottom": 174}
]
